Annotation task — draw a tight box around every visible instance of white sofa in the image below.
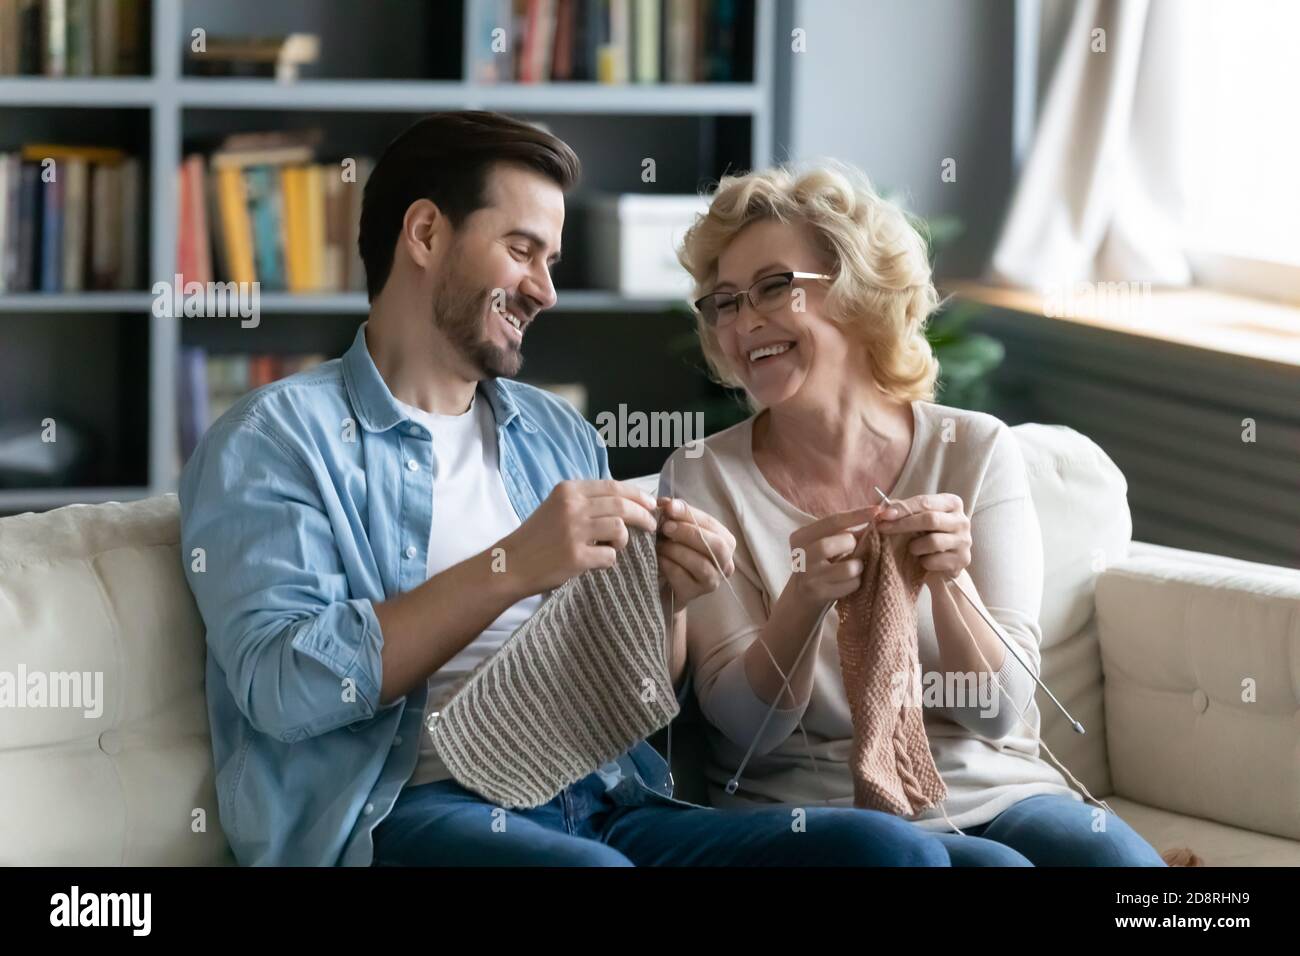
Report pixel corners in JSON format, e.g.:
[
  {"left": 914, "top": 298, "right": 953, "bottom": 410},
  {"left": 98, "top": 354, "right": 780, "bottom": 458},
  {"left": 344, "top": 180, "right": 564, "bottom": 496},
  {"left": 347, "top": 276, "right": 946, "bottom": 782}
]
[{"left": 2, "top": 422, "right": 1298, "bottom": 866}]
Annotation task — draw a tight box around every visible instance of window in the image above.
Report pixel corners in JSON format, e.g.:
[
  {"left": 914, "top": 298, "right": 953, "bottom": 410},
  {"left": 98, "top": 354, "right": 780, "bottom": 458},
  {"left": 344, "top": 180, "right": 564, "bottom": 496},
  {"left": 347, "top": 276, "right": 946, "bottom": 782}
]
[{"left": 1183, "top": 0, "right": 1300, "bottom": 298}]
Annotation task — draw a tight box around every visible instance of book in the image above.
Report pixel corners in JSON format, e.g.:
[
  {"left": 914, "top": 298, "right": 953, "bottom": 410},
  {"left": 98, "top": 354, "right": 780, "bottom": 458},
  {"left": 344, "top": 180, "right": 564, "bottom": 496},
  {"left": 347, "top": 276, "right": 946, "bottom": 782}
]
[
  {"left": 551, "top": 0, "right": 574, "bottom": 80},
  {"left": 600, "top": 0, "right": 629, "bottom": 84},
  {"left": 117, "top": 155, "right": 140, "bottom": 288},
  {"left": 94, "top": 0, "right": 119, "bottom": 76},
  {"left": 43, "top": 0, "right": 67, "bottom": 76},
  {"left": 116, "top": 0, "right": 140, "bottom": 74},
  {"left": 178, "top": 348, "right": 331, "bottom": 457},
  {"left": 177, "top": 346, "right": 210, "bottom": 464},
  {"left": 665, "top": 0, "right": 695, "bottom": 83},
  {"left": 632, "top": 0, "right": 659, "bottom": 84},
  {"left": 479, "top": 0, "right": 746, "bottom": 83},
  {"left": 90, "top": 161, "right": 120, "bottom": 289},
  {"left": 302, "top": 164, "right": 325, "bottom": 291},
  {"left": 211, "top": 144, "right": 316, "bottom": 169},
  {"left": 60, "top": 157, "right": 87, "bottom": 292},
  {"left": 21, "top": 143, "right": 127, "bottom": 165},
  {"left": 323, "top": 170, "right": 345, "bottom": 292},
  {"left": 195, "top": 143, "right": 372, "bottom": 294},
  {"left": 215, "top": 166, "right": 256, "bottom": 285},
  {"left": 0, "top": 0, "right": 19, "bottom": 74},
  {"left": 66, "top": 0, "right": 92, "bottom": 75},
  {"left": 177, "top": 154, "right": 215, "bottom": 287},
  {"left": 18, "top": 0, "right": 41, "bottom": 74},
  {"left": 280, "top": 165, "right": 305, "bottom": 291},
  {"left": 708, "top": 0, "right": 737, "bottom": 81},
  {"left": 16, "top": 163, "right": 39, "bottom": 292},
  {"left": 0, "top": 156, "right": 12, "bottom": 292},
  {"left": 0, "top": 147, "right": 141, "bottom": 292},
  {"left": 244, "top": 165, "right": 285, "bottom": 290},
  {"left": 40, "top": 169, "right": 64, "bottom": 291},
  {"left": 205, "top": 157, "right": 226, "bottom": 284}
]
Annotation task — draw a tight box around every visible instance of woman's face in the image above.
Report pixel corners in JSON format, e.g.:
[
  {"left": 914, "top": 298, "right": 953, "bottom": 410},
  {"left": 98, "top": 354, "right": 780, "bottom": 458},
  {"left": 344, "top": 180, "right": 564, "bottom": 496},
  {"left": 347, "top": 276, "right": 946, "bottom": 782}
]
[{"left": 711, "top": 219, "right": 844, "bottom": 409}]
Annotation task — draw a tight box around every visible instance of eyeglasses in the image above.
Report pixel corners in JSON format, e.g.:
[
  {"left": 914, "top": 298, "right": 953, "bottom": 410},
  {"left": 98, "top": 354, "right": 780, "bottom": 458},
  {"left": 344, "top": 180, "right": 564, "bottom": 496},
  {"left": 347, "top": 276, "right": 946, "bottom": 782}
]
[{"left": 693, "top": 271, "right": 833, "bottom": 329}]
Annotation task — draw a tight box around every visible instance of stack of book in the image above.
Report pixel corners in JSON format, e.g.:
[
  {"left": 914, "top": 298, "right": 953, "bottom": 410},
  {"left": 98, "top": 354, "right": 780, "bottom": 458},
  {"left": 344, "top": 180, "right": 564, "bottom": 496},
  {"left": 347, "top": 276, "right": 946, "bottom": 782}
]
[
  {"left": 468, "top": 0, "right": 742, "bottom": 84},
  {"left": 178, "top": 132, "right": 373, "bottom": 294},
  {"left": 177, "top": 346, "right": 329, "bottom": 462},
  {"left": 0, "top": 145, "right": 142, "bottom": 293},
  {"left": 0, "top": 0, "right": 147, "bottom": 76}
]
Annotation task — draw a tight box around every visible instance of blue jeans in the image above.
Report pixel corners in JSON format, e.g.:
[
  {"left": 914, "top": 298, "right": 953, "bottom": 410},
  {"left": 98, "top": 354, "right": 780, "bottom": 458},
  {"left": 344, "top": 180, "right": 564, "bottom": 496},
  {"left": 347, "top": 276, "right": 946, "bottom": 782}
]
[
  {"left": 373, "top": 773, "right": 952, "bottom": 866},
  {"left": 932, "top": 794, "right": 1167, "bottom": 866},
  {"left": 373, "top": 777, "right": 1164, "bottom": 867}
]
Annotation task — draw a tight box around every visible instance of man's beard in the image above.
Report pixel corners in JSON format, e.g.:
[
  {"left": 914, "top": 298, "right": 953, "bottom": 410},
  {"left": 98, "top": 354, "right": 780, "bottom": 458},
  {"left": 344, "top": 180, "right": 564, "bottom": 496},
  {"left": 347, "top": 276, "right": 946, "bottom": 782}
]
[{"left": 433, "top": 261, "right": 524, "bottom": 380}]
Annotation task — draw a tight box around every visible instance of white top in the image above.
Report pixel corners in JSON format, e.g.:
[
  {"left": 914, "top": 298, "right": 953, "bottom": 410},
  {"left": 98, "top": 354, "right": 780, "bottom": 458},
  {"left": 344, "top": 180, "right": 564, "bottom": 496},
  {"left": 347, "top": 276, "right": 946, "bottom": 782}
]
[
  {"left": 663, "top": 400, "right": 1080, "bottom": 831},
  {"left": 401, "top": 392, "right": 544, "bottom": 789}
]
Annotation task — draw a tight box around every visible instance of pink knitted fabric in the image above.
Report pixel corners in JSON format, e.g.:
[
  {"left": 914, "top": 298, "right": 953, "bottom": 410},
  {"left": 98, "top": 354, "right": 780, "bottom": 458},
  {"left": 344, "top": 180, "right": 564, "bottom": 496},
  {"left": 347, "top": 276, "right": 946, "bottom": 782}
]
[{"left": 834, "top": 519, "right": 947, "bottom": 817}]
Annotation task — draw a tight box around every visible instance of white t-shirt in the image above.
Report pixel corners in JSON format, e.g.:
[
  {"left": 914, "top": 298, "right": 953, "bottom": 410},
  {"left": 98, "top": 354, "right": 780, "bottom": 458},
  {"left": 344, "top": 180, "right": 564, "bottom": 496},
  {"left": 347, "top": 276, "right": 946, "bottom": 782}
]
[{"left": 400, "top": 391, "right": 544, "bottom": 789}]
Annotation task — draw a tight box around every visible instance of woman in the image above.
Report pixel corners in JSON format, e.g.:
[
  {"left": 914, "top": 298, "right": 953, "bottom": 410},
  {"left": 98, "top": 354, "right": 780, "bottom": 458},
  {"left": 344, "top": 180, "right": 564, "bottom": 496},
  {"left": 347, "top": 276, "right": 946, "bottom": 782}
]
[{"left": 660, "top": 160, "right": 1165, "bottom": 866}]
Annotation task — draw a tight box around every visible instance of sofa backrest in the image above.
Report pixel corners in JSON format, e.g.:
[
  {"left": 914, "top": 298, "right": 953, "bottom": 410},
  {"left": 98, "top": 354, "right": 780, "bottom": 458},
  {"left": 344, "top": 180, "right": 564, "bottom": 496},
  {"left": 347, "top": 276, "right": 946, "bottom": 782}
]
[
  {"left": 0, "top": 496, "right": 232, "bottom": 865},
  {"left": 1013, "top": 423, "right": 1129, "bottom": 797}
]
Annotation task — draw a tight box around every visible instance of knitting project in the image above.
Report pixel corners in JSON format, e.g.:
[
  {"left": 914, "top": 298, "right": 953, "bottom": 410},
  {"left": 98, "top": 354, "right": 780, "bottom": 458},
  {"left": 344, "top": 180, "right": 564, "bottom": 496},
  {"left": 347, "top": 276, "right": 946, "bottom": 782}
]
[
  {"left": 427, "top": 526, "right": 679, "bottom": 809},
  {"left": 834, "top": 512, "right": 948, "bottom": 818}
]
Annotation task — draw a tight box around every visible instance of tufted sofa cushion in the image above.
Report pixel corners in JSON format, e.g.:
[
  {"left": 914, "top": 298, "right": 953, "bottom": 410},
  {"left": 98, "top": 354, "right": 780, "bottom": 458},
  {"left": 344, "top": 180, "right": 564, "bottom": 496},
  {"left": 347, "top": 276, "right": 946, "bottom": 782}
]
[{"left": 0, "top": 495, "right": 233, "bottom": 865}]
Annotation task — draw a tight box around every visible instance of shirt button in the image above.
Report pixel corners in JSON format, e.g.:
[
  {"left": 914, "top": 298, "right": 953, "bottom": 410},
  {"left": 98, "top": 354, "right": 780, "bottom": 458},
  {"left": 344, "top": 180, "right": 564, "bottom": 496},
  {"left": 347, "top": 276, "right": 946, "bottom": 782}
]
[
  {"left": 363, "top": 803, "right": 375, "bottom": 815},
  {"left": 407, "top": 459, "right": 419, "bottom": 471},
  {"left": 405, "top": 545, "right": 417, "bottom": 559},
  {"left": 392, "top": 735, "right": 402, "bottom": 747}
]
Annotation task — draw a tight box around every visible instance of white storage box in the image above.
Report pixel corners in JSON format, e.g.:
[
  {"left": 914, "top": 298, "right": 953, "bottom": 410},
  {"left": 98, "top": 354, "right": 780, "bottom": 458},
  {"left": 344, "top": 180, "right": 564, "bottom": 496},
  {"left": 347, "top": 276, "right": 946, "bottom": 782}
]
[{"left": 584, "top": 193, "right": 711, "bottom": 298}]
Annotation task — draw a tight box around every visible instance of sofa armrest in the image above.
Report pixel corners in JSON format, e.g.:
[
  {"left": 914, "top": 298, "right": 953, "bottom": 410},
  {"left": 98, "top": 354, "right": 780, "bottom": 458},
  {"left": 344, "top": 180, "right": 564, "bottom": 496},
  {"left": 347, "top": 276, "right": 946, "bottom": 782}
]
[{"left": 1096, "top": 542, "right": 1300, "bottom": 840}]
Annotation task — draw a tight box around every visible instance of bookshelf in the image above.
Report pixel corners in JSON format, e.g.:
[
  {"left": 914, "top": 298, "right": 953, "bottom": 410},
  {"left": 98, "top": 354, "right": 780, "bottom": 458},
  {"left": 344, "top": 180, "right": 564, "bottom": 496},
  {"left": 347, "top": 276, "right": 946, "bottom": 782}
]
[{"left": 0, "top": 0, "right": 779, "bottom": 513}]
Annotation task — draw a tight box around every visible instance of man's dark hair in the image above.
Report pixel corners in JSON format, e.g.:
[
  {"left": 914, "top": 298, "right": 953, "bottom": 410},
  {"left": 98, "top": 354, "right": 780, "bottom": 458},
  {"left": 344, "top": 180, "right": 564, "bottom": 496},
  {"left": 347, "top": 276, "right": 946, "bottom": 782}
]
[{"left": 358, "top": 111, "right": 581, "bottom": 302}]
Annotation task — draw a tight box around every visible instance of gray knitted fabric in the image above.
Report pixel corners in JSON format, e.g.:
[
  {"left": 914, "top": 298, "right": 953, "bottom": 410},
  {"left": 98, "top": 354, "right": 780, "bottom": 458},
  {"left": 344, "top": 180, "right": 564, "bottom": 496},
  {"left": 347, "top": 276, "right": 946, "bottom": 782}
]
[{"left": 427, "top": 527, "right": 678, "bottom": 808}]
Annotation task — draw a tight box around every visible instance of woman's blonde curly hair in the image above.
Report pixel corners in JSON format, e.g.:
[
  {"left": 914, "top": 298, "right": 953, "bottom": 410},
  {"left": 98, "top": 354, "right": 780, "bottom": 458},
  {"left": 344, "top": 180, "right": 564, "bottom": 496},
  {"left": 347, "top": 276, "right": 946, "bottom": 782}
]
[{"left": 676, "top": 159, "right": 941, "bottom": 407}]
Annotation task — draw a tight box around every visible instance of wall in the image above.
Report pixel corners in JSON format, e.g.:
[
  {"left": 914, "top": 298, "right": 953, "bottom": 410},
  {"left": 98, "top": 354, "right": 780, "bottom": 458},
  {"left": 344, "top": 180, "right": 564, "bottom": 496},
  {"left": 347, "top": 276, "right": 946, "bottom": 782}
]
[{"left": 776, "top": 0, "right": 1017, "bottom": 278}]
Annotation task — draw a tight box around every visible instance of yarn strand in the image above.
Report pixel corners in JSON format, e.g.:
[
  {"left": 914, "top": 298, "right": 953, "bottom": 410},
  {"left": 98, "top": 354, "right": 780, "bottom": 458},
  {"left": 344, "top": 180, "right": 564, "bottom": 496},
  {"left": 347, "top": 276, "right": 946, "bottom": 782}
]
[{"left": 664, "top": 444, "right": 825, "bottom": 787}]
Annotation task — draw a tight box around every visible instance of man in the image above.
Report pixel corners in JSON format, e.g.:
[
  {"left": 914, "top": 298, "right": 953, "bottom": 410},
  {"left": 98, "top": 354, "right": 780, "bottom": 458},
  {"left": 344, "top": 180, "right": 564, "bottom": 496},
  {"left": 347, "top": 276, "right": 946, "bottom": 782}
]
[{"left": 179, "top": 111, "right": 949, "bottom": 867}]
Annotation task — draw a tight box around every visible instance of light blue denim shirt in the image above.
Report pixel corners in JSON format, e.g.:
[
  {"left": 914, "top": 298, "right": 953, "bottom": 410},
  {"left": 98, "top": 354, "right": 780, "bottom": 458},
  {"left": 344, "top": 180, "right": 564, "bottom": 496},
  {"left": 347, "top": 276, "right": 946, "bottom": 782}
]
[{"left": 179, "top": 320, "right": 695, "bottom": 866}]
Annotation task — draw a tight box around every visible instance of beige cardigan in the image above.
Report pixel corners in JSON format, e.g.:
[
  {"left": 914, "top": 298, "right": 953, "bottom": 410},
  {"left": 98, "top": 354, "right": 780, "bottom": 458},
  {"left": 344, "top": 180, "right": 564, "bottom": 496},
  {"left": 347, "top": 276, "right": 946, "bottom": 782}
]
[{"left": 663, "top": 400, "right": 1080, "bottom": 831}]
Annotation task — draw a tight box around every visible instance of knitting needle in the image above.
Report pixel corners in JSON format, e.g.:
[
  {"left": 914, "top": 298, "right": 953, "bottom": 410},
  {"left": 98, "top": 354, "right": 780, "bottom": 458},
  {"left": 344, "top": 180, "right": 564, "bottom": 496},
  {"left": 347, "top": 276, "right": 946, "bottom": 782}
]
[
  {"left": 670, "top": 498, "right": 826, "bottom": 789},
  {"left": 662, "top": 443, "right": 824, "bottom": 790},
  {"left": 725, "top": 600, "right": 835, "bottom": 794},
  {"left": 662, "top": 457, "right": 677, "bottom": 797},
  {"left": 872, "top": 486, "right": 1086, "bottom": 735}
]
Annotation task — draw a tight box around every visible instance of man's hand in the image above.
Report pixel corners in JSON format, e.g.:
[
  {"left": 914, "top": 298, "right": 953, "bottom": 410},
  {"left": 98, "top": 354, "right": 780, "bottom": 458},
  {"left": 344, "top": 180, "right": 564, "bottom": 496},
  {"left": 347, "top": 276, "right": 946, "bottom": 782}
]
[
  {"left": 497, "top": 479, "right": 658, "bottom": 597},
  {"left": 655, "top": 498, "right": 737, "bottom": 609}
]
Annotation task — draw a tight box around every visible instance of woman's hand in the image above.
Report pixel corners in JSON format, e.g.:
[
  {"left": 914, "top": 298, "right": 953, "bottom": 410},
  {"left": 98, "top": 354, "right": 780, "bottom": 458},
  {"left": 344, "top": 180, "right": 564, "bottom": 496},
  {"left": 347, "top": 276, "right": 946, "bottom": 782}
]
[
  {"left": 870, "top": 493, "right": 972, "bottom": 584},
  {"left": 785, "top": 507, "right": 877, "bottom": 607},
  {"left": 655, "top": 498, "right": 737, "bottom": 608}
]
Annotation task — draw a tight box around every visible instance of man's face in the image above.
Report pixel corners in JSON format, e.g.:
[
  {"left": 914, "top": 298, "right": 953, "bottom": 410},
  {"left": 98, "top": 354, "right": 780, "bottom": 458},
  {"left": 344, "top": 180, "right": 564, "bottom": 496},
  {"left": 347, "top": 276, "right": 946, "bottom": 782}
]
[{"left": 431, "top": 163, "right": 564, "bottom": 379}]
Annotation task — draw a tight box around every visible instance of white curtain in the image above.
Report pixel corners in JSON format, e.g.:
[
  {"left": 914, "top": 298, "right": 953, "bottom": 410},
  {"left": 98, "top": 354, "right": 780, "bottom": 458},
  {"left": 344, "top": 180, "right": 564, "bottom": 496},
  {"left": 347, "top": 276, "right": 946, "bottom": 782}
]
[{"left": 990, "top": 0, "right": 1196, "bottom": 287}]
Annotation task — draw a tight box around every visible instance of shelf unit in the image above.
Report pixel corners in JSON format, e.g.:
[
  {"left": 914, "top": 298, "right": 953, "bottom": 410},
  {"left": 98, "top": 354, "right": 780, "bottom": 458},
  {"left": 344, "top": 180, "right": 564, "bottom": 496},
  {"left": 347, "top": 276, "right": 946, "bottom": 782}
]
[{"left": 0, "top": 0, "right": 779, "bottom": 513}]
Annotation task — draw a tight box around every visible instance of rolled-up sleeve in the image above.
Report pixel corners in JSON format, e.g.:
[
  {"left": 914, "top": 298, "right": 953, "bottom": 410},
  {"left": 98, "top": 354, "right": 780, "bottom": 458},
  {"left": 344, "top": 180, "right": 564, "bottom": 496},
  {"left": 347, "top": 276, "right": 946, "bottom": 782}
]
[{"left": 180, "top": 416, "right": 386, "bottom": 743}]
